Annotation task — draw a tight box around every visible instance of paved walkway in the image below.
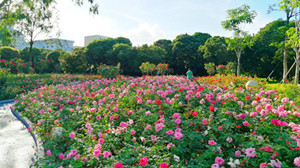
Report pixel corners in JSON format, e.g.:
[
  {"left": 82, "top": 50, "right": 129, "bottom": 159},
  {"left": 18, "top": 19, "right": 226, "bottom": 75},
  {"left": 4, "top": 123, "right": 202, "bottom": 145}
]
[{"left": 0, "top": 103, "right": 36, "bottom": 168}]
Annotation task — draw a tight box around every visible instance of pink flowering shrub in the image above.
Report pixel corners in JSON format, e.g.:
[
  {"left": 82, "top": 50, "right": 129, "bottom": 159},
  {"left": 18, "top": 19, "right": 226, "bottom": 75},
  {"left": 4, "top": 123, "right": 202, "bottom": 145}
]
[{"left": 14, "top": 75, "right": 300, "bottom": 167}]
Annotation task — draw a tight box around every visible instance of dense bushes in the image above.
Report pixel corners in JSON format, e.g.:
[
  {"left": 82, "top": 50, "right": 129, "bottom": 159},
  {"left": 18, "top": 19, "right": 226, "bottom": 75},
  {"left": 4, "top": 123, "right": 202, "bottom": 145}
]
[{"left": 0, "top": 46, "right": 20, "bottom": 61}]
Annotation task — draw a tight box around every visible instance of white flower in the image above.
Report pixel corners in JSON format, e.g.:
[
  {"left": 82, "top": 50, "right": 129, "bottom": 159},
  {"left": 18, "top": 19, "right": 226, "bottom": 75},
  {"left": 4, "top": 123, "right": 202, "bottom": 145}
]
[
  {"left": 227, "top": 158, "right": 240, "bottom": 168},
  {"left": 174, "top": 155, "right": 180, "bottom": 162}
]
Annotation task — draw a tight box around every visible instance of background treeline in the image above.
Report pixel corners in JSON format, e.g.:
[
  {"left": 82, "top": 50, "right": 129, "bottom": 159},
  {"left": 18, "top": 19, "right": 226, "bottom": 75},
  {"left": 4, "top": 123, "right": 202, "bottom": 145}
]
[{"left": 0, "top": 20, "right": 297, "bottom": 80}]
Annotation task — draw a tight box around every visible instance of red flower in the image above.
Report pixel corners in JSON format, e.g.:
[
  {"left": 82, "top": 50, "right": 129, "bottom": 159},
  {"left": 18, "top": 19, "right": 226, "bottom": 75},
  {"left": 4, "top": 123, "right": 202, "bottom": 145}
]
[
  {"left": 155, "top": 100, "right": 162, "bottom": 106},
  {"left": 246, "top": 96, "right": 251, "bottom": 100},
  {"left": 197, "top": 86, "right": 204, "bottom": 92},
  {"left": 256, "top": 97, "right": 261, "bottom": 101},
  {"left": 105, "top": 129, "right": 110, "bottom": 133},
  {"left": 236, "top": 125, "right": 241, "bottom": 128},
  {"left": 114, "top": 163, "right": 124, "bottom": 168},
  {"left": 160, "top": 162, "right": 169, "bottom": 168},
  {"left": 178, "top": 88, "right": 183, "bottom": 92},
  {"left": 209, "top": 105, "right": 214, "bottom": 112},
  {"left": 271, "top": 119, "right": 280, "bottom": 126},
  {"left": 139, "top": 157, "right": 148, "bottom": 166},
  {"left": 192, "top": 111, "right": 198, "bottom": 117},
  {"left": 59, "top": 104, "right": 64, "bottom": 110}
]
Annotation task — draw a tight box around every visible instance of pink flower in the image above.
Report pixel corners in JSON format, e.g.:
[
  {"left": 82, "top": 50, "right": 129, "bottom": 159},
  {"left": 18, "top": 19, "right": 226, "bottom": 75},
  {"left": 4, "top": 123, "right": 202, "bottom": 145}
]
[
  {"left": 173, "top": 113, "right": 180, "bottom": 118},
  {"left": 59, "top": 153, "right": 65, "bottom": 159},
  {"left": 103, "top": 151, "right": 111, "bottom": 158},
  {"left": 250, "top": 112, "right": 258, "bottom": 117},
  {"left": 131, "top": 130, "right": 136, "bottom": 136},
  {"left": 271, "top": 119, "right": 280, "bottom": 126},
  {"left": 260, "top": 163, "right": 268, "bottom": 168},
  {"left": 98, "top": 138, "right": 104, "bottom": 144},
  {"left": 166, "top": 130, "right": 174, "bottom": 135},
  {"left": 46, "top": 150, "right": 51, "bottom": 156},
  {"left": 208, "top": 140, "right": 217, "bottom": 146},
  {"left": 211, "top": 163, "right": 220, "bottom": 168},
  {"left": 96, "top": 115, "right": 101, "bottom": 120},
  {"left": 243, "top": 121, "right": 249, "bottom": 127},
  {"left": 155, "top": 123, "right": 165, "bottom": 132},
  {"left": 265, "top": 104, "right": 273, "bottom": 111},
  {"left": 93, "top": 150, "right": 101, "bottom": 157},
  {"left": 294, "top": 157, "right": 300, "bottom": 167},
  {"left": 270, "top": 160, "right": 282, "bottom": 168},
  {"left": 174, "top": 118, "right": 181, "bottom": 125},
  {"left": 114, "top": 163, "right": 124, "bottom": 168},
  {"left": 256, "top": 105, "right": 262, "bottom": 112},
  {"left": 202, "top": 119, "right": 208, "bottom": 125},
  {"left": 215, "top": 157, "right": 224, "bottom": 165},
  {"left": 40, "top": 110, "right": 44, "bottom": 114},
  {"left": 218, "top": 126, "right": 223, "bottom": 130},
  {"left": 151, "top": 135, "right": 157, "bottom": 142},
  {"left": 244, "top": 147, "right": 257, "bottom": 158},
  {"left": 235, "top": 150, "right": 241, "bottom": 157},
  {"left": 120, "top": 122, "right": 128, "bottom": 128},
  {"left": 145, "top": 125, "right": 152, "bottom": 130},
  {"left": 167, "top": 143, "right": 175, "bottom": 149},
  {"left": 139, "top": 157, "right": 148, "bottom": 166},
  {"left": 160, "top": 162, "right": 169, "bottom": 168},
  {"left": 281, "top": 97, "right": 289, "bottom": 103},
  {"left": 28, "top": 127, "right": 31, "bottom": 132},
  {"left": 145, "top": 111, "right": 151, "bottom": 115},
  {"left": 226, "top": 137, "right": 233, "bottom": 143},
  {"left": 174, "top": 131, "right": 183, "bottom": 140},
  {"left": 74, "top": 154, "right": 80, "bottom": 160},
  {"left": 69, "top": 132, "right": 75, "bottom": 138}
]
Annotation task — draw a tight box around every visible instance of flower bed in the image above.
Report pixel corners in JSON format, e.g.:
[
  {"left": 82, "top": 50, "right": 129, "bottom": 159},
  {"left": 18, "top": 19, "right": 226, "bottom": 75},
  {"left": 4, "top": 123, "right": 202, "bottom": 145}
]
[
  {"left": 0, "top": 74, "right": 102, "bottom": 100},
  {"left": 14, "top": 75, "right": 300, "bottom": 167}
]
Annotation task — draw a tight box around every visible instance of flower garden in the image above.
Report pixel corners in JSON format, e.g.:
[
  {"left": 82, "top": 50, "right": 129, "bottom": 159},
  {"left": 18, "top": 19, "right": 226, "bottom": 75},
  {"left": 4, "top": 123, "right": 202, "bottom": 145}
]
[{"left": 12, "top": 75, "right": 300, "bottom": 168}]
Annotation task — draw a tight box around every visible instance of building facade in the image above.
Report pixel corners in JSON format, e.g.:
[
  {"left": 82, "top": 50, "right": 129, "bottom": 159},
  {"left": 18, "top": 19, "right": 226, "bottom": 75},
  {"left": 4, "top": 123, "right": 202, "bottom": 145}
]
[
  {"left": 84, "top": 35, "right": 110, "bottom": 47},
  {"left": 14, "top": 37, "right": 74, "bottom": 53}
]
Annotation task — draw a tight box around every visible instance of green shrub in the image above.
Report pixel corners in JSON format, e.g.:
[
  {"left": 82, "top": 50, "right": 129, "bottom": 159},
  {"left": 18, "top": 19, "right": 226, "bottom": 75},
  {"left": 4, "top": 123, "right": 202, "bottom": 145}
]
[
  {"left": 0, "top": 46, "right": 20, "bottom": 61},
  {"left": 225, "top": 62, "right": 236, "bottom": 75},
  {"left": 97, "top": 63, "right": 120, "bottom": 78},
  {"left": 216, "top": 64, "right": 226, "bottom": 74},
  {"left": 204, "top": 62, "right": 216, "bottom": 75},
  {"left": 139, "top": 62, "right": 156, "bottom": 75}
]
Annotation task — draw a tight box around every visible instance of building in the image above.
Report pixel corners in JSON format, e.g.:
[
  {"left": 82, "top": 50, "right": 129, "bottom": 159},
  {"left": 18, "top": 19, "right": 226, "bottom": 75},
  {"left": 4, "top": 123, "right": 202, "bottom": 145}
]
[
  {"left": 14, "top": 36, "right": 74, "bottom": 53},
  {"left": 84, "top": 35, "right": 110, "bottom": 47}
]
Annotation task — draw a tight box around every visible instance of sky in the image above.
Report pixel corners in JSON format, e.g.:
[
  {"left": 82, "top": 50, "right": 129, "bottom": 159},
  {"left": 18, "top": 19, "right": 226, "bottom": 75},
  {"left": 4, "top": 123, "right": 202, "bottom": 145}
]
[{"left": 48, "top": 0, "right": 287, "bottom": 47}]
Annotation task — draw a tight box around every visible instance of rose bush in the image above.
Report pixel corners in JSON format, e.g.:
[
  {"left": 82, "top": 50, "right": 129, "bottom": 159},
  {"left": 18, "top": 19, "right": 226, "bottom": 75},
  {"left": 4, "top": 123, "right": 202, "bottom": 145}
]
[{"left": 14, "top": 75, "right": 300, "bottom": 167}]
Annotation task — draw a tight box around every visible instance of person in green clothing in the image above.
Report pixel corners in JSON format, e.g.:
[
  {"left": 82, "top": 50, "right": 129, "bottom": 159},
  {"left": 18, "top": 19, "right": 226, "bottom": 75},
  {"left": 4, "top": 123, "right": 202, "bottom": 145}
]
[{"left": 186, "top": 69, "right": 193, "bottom": 80}]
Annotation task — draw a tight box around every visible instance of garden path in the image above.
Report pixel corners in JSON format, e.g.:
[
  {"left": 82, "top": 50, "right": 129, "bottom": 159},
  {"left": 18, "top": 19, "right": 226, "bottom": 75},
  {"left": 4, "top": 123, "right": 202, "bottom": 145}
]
[{"left": 0, "top": 103, "right": 36, "bottom": 168}]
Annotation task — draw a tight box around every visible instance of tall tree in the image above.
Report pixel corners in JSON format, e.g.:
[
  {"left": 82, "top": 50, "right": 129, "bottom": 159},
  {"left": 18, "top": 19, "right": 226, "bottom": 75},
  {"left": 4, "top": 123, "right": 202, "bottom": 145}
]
[
  {"left": 171, "top": 32, "right": 211, "bottom": 75},
  {"left": 200, "top": 36, "right": 235, "bottom": 65},
  {"left": 14, "top": 0, "right": 55, "bottom": 70},
  {"left": 286, "top": 0, "right": 300, "bottom": 84},
  {"left": 269, "top": 0, "right": 296, "bottom": 82},
  {"left": 221, "top": 4, "right": 256, "bottom": 76}
]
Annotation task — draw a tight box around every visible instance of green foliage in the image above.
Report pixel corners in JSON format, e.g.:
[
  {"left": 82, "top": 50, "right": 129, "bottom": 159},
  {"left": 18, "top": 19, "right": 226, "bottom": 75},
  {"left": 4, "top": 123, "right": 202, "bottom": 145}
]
[
  {"left": 139, "top": 62, "right": 156, "bottom": 75},
  {"left": 204, "top": 62, "right": 216, "bottom": 76},
  {"left": 85, "top": 37, "right": 132, "bottom": 73},
  {"left": 215, "top": 65, "right": 226, "bottom": 75},
  {"left": 46, "top": 49, "right": 66, "bottom": 73},
  {"left": 0, "top": 46, "right": 20, "bottom": 61},
  {"left": 201, "top": 36, "right": 235, "bottom": 65},
  {"left": 221, "top": 4, "right": 257, "bottom": 34},
  {"left": 264, "top": 83, "right": 300, "bottom": 104},
  {"left": 155, "top": 63, "right": 169, "bottom": 75},
  {"left": 59, "top": 47, "right": 87, "bottom": 74},
  {"left": 225, "top": 62, "right": 236, "bottom": 75},
  {"left": 97, "top": 64, "right": 120, "bottom": 79},
  {"left": 172, "top": 32, "right": 211, "bottom": 75}
]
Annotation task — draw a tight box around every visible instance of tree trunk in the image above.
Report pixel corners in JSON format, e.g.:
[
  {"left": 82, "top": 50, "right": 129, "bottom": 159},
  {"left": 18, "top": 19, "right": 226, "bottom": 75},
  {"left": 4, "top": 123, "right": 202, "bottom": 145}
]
[
  {"left": 295, "top": 50, "right": 299, "bottom": 85},
  {"left": 236, "top": 50, "right": 241, "bottom": 76},
  {"left": 29, "top": 41, "right": 34, "bottom": 72},
  {"left": 283, "top": 44, "right": 288, "bottom": 83}
]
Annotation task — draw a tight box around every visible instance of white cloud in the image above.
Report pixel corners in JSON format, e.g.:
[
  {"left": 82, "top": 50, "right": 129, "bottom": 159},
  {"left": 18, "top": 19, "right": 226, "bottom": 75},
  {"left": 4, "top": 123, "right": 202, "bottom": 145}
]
[
  {"left": 243, "top": 11, "right": 273, "bottom": 35},
  {"left": 46, "top": 0, "right": 117, "bottom": 46},
  {"left": 125, "top": 23, "right": 166, "bottom": 46}
]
